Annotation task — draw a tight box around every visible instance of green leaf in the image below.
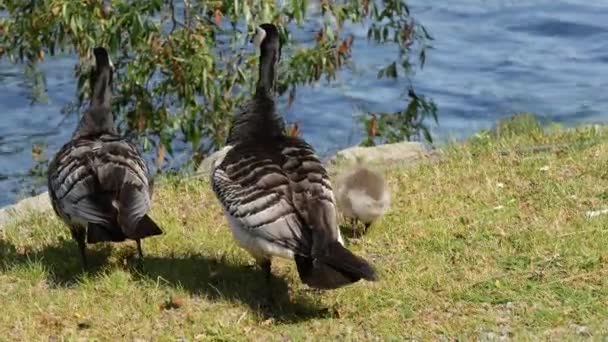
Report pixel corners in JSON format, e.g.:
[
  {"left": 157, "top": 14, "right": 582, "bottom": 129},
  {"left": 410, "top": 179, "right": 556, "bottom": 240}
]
[{"left": 0, "top": 0, "right": 436, "bottom": 167}]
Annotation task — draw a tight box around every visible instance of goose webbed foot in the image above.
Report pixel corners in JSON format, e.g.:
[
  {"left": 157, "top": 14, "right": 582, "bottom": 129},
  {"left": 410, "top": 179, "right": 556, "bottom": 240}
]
[
  {"left": 348, "top": 218, "right": 360, "bottom": 238},
  {"left": 257, "top": 259, "right": 274, "bottom": 308}
]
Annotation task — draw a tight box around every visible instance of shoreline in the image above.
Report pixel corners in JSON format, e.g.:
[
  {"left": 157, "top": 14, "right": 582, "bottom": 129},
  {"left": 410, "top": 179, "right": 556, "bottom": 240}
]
[{"left": 0, "top": 141, "right": 432, "bottom": 229}]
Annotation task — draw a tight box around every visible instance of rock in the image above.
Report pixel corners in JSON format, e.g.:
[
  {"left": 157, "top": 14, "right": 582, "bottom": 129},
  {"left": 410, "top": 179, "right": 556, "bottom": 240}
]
[
  {"left": 478, "top": 330, "right": 510, "bottom": 342},
  {"left": 197, "top": 142, "right": 439, "bottom": 179},
  {"left": 0, "top": 145, "right": 233, "bottom": 229},
  {"left": 2, "top": 142, "right": 438, "bottom": 229},
  {"left": 327, "top": 141, "right": 440, "bottom": 170},
  {"left": 196, "top": 146, "right": 232, "bottom": 177},
  {"left": 570, "top": 323, "right": 592, "bottom": 337},
  {"left": 0, "top": 191, "right": 52, "bottom": 229}
]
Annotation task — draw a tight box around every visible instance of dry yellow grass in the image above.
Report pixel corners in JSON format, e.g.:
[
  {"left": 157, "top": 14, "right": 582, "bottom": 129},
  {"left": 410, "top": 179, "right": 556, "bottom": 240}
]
[{"left": 1, "top": 116, "right": 607, "bottom": 340}]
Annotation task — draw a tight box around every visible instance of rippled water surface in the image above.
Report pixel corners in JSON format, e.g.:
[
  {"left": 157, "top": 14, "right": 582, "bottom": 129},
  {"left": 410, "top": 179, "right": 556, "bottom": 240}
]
[{"left": 1, "top": 0, "right": 607, "bottom": 207}]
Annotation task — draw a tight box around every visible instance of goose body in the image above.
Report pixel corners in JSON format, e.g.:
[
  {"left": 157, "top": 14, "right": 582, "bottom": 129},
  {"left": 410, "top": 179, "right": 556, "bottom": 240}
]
[
  {"left": 47, "top": 47, "right": 162, "bottom": 268},
  {"left": 336, "top": 167, "right": 390, "bottom": 232},
  {"left": 211, "top": 24, "right": 376, "bottom": 290}
]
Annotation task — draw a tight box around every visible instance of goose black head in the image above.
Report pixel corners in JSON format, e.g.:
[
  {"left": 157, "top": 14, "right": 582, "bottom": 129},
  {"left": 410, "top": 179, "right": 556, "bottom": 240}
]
[
  {"left": 252, "top": 23, "right": 281, "bottom": 61},
  {"left": 90, "top": 46, "right": 114, "bottom": 109},
  {"left": 252, "top": 23, "right": 281, "bottom": 97},
  {"left": 73, "top": 47, "right": 116, "bottom": 138}
]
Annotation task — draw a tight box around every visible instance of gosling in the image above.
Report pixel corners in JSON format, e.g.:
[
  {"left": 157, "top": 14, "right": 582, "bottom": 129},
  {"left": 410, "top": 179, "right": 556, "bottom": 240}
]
[{"left": 335, "top": 166, "right": 390, "bottom": 235}]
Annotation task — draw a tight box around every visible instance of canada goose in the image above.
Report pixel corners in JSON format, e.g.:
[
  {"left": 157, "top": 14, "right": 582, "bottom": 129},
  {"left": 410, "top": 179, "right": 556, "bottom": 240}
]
[
  {"left": 210, "top": 23, "right": 377, "bottom": 292},
  {"left": 335, "top": 166, "right": 390, "bottom": 235},
  {"left": 47, "top": 47, "right": 162, "bottom": 269}
]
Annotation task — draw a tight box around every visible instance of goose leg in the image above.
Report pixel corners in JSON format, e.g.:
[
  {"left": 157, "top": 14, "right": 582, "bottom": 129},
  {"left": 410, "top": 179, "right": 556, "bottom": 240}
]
[
  {"left": 72, "top": 228, "right": 88, "bottom": 270},
  {"left": 135, "top": 239, "right": 144, "bottom": 272},
  {"left": 257, "top": 258, "right": 273, "bottom": 306},
  {"left": 259, "top": 259, "right": 272, "bottom": 285},
  {"left": 349, "top": 218, "right": 358, "bottom": 238},
  {"left": 136, "top": 239, "right": 144, "bottom": 259}
]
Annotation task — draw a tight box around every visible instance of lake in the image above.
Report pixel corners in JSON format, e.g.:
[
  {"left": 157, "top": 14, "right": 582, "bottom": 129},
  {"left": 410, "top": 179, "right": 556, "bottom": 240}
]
[{"left": 1, "top": 0, "right": 607, "bottom": 207}]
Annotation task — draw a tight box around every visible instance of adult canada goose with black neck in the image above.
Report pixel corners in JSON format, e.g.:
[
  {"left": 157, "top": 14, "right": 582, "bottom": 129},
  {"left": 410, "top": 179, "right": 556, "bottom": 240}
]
[
  {"left": 47, "top": 47, "right": 162, "bottom": 269},
  {"left": 211, "top": 23, "right": 377, "bottom": 290}
]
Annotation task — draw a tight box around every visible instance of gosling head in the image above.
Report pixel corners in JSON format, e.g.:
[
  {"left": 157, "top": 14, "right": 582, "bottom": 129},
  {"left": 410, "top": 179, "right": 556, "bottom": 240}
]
[{"left": 92, "top": 46, "right": 114, "bottom": 71}]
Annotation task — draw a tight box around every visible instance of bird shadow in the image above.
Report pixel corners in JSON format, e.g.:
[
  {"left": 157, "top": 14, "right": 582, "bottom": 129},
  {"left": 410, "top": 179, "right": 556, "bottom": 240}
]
[
  {"left": 136, "top": 254, "right": 331, "bottom": 323},
  {"left": 0, "top": 238, "right": 331, "bottom": 323},
  {"left": 0, "top": 237, "right": 113, "bottom": 284}
]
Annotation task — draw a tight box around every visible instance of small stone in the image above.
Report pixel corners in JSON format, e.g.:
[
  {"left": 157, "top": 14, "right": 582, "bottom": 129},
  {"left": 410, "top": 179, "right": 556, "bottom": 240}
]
[
  {"left": 160, "top": 296, "right": 185, "bottom": 311},
  {"left": 480, "top": 331, "right": 497, "bottom": 341},
  {"left": 77, "top": 322, "right": 91, "bottom": 330},
  {"left": 585, "top": 209, "right": 608, "bottom": 219},
  {"left": 260, "top": 318, "right": 274, "bottom": 326},
  {"left": 573, "top": 324, "right": 591, "bottom": 337}
]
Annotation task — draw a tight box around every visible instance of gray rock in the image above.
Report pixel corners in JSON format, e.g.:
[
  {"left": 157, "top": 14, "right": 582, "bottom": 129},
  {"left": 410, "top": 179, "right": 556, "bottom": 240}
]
[
  {"left": 325, "top": 142, "right": 442, "bottom": 182},
  {"left": 196, "top": 146, "right": 232, "bottom": 177},
  {"left": 0, "top": 191, "right": 52, "bottom": 229},
  {"left": 570, "top": 323, "right": 592, "bottom": 337},
  {"left": 197, "top": 142, "right": 440, "bottom": 180},
  {"left": 327, "top": 141, "right": 439, "bottom": 168},
  {"left": 1, "top": 141, "right": 439, "bottom": 229}
]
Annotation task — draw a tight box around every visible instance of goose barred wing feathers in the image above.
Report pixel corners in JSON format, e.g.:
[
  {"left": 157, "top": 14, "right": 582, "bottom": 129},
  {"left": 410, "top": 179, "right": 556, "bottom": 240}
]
[
  {"left": 280, "top": 138, "right": 342, "bottom": 250},
  {"left": 212, "top": 136, "right": 377, "bottom": 289},
  {"left": 49, "top": 136, "right": 118, "bottom": 230},
  {"left": 211, "top": 142, "right": 313, "bottom": 256},
  {"left": 48, "top": 133, "right": 160, "bottom": 242},
  {"left": 210, "top": 136, "right": 342, "bottom": 253},
  {"left": 211, "top": 22, "right": 376, "bottom": 288}
]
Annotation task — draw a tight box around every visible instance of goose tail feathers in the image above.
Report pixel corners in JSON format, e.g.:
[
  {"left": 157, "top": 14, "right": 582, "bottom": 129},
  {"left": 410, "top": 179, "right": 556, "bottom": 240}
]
[{"left": 295, "top": 242, "right": 377, "bottom": 289}]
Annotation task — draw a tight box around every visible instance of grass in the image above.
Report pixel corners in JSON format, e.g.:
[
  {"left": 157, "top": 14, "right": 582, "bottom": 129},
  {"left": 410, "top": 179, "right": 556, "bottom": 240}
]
[{"left": 1, "top": 115, "right": 608, "bottom": 340}]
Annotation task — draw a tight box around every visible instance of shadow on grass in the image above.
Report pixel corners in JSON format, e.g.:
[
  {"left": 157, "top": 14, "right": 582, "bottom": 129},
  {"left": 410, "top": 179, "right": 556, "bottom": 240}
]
[
  {"left": 0, "top": 239, "right": 329, "bottom": 323},
  {"left": 0, "top": 237, "right": 113, "bottom": 284},
  {"left": 138, "top": 254, "right": 330, "bottom": 323}
]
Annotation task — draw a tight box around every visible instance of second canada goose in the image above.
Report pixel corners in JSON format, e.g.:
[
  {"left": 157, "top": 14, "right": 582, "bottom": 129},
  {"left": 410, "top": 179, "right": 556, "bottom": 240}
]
[
  {"left": 47, "top": 47, "right": 162, "bottom": 269},
  {"left": 336, "top": 166, "right": 390, "bottom": 235},
  {"left": 211, "top": 23, "right": 377, "bottom": 292}
]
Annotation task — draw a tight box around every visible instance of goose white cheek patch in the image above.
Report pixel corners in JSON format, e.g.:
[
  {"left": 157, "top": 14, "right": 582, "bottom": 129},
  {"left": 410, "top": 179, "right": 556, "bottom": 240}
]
[{"left": 253, "top": 26, "right": 267, "bottom": 48}]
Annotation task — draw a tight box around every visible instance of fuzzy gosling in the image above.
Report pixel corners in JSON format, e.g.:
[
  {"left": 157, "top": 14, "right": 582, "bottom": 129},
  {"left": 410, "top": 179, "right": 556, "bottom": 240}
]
[{"left": 335, "top": 166, "right": 390, "bottom": 235}]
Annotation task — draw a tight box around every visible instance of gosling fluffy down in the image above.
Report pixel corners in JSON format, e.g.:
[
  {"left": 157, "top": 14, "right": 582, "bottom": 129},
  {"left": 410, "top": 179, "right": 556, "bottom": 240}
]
[{"left": 335, "top": 166, "right": 390, "bottom": 230}]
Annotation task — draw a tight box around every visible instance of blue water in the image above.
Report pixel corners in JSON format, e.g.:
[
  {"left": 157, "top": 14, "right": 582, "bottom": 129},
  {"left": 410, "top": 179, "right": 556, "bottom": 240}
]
[{"left": 1, "top": 0, "right": 607, "bottom": 207}]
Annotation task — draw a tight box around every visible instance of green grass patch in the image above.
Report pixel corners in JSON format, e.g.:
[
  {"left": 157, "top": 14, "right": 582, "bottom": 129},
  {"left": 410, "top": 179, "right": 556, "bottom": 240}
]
[{"left": 1, "top": 117, "right": 608, "bottom": 339}]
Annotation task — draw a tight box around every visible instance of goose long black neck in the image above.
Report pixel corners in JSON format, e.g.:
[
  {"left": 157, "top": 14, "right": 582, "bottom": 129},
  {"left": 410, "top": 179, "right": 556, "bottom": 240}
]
[
  {"left": 74, "top": 47, "right": 116, "bottom": 138},
  {"left": 226, "top": 25, "right": 284, "bottom": 145},
  {"left": 255, "top": 24, "right": 280, "bottom": 99}
]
